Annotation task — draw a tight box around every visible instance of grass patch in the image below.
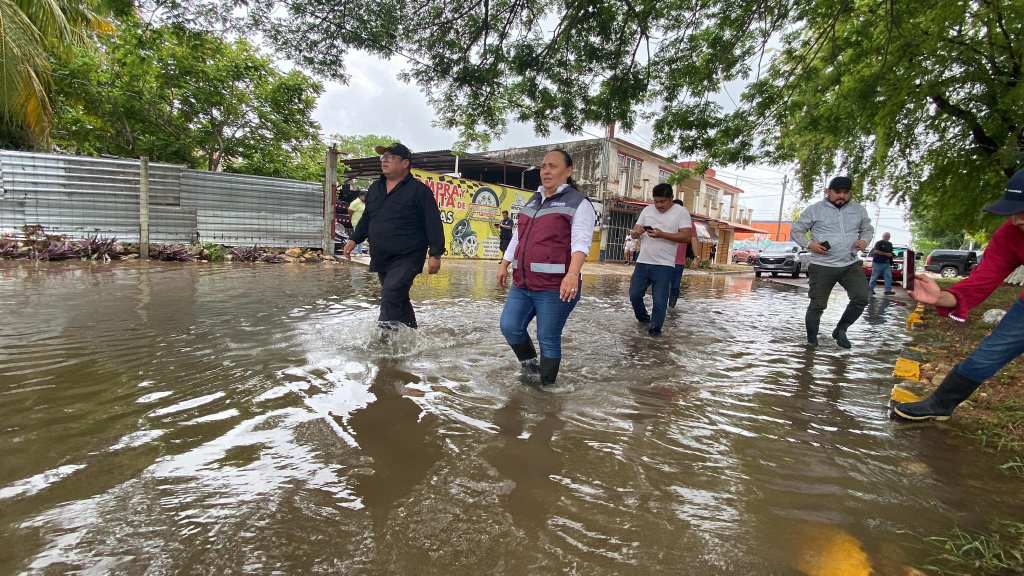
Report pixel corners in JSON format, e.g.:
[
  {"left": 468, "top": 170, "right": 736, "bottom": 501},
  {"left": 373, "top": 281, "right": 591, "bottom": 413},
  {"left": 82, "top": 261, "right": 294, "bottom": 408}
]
[
  {"left": 200, "top": 242, "right": 226, "bottom": 262},
  {"left": 924, "top": 522, "right": 1024, "bottom": 576},
  {"left": 1001, "top": 457, "right": 1024, "bottom": 476}
]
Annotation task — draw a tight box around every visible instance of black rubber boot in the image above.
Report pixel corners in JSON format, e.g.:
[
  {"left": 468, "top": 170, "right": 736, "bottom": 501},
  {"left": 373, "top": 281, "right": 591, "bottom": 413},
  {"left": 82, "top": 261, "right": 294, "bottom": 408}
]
[
  {"left": 831, "top": 328, "right": 851, "bottom": 349},
  {"left": 539, "top": 357, "right": 561, "bottom": 386},
  {"left": 893, "top": 367, "right": 983, "bottom": 421},
  {"left": 805, "top": 309, "right": 821, "bottom": 346},
  {"left": 510, "top": 340, "right": 540, "bottom": 376},
  {"left": 831, "top": 305, "right": 864, "bottom": 349}
]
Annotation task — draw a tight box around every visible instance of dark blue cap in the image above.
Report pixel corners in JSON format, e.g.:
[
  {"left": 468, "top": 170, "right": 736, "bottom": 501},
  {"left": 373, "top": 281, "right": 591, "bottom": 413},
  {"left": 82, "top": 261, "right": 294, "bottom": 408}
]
[{"left": 984, "top": 169, "right": 1024, "bottom": 215}]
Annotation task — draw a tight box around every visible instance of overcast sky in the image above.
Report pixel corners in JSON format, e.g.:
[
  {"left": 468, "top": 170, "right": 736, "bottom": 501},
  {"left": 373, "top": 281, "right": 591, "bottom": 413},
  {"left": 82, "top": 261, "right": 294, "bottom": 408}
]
[{"left": 313, "top": 51, "right": 911, "bottom": 245}]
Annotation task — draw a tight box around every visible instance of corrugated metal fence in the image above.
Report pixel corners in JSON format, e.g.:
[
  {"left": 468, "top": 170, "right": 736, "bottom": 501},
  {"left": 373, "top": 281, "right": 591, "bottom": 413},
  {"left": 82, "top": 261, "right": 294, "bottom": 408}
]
[{"left": 0, "top": 150, "right": 324, "bottom": 247}]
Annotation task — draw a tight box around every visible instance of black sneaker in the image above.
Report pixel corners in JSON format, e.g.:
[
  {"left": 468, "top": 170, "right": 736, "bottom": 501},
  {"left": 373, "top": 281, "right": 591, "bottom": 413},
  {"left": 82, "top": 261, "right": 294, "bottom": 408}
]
[
  {"left": 648, "top": 328, "right": 662, "bottom": 337},
  {"left": 807, "top": 335, "right": 818, "bottom": 346},
  {"left": 884, "top": 291, "right": 896, "bottom": 295},
  {"left": 637, "top": 316, "right": 651, "bottom": 324}
]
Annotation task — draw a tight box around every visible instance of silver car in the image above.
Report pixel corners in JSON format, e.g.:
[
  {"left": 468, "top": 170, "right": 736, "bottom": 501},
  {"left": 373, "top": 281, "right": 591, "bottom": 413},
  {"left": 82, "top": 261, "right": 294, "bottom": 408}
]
[{"left": 753, "top": 242, "right": 811, "bottom": 278}]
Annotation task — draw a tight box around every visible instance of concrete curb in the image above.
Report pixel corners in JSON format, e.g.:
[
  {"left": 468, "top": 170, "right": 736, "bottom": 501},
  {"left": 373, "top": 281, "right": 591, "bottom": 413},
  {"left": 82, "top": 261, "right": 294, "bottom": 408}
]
[{"left": 890, "top": 303, "right": 928, "bottom": 405}]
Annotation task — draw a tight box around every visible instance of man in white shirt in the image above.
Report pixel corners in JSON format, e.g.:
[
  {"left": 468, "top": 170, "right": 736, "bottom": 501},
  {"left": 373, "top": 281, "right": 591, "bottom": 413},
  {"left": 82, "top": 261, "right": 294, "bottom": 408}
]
[
  {"left": 628, "top": 183, "right": 693, "bottom": 336},
  {"left": 623, "top": 235, "right": 637, "bottom": 264}
]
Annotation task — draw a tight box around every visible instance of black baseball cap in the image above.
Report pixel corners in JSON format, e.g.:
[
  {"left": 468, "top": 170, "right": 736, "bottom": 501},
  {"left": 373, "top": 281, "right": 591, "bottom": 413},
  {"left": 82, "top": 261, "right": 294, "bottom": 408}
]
[
  {"left": 983, "top": 168, "right": 1024, "bottom": 215},
  {"left": 827, "top": 176, "right": 852, "bottom": 190},
  {"left": 374, "top": 142, "right": 412, "bottom": 160}
]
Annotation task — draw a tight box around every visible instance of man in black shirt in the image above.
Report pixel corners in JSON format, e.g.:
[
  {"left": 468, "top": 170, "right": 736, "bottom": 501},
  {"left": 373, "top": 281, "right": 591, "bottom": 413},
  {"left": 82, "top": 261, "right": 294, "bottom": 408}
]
[
  {"left": 497, "top": 210, "right": 514, "bottom": 253},
  {"left": 868, "top": 231, "right": 896, "bottom": 295},
  {"left": 343, "top": 143, "right": 446, "bottom": 328}
]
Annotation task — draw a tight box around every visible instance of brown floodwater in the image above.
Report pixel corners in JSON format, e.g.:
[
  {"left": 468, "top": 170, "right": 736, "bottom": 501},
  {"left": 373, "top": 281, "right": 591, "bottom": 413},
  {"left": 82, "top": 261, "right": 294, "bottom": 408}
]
[{"left": 1, "top": 260, "right": 1021, "bottom": 575}]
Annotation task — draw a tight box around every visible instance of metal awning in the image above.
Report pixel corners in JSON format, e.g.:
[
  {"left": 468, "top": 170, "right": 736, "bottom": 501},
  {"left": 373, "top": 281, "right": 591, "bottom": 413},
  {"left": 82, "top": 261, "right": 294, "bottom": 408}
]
[
  {"left": 720, "top": 220, "right": 768, "bottom": 233},
  {"left": 693, "top": 221, "right": 713, "bottom": 241},
  {"left": 341, "top": 150, "right": 539, "bottom": 189}
]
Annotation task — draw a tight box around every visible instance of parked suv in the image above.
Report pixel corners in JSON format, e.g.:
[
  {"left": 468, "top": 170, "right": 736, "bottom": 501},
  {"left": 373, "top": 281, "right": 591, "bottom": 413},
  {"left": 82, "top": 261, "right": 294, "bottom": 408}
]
[
  {"left": 753, "top": 242, "right": 809, "bottom": 278},
  {"left": 924, "top": 250, "right": 978, "bottom": 278}
]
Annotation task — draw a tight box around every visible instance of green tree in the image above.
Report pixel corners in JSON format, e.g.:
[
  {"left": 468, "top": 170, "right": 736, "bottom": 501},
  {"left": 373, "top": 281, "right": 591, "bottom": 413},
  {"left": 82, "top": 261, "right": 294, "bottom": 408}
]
[
  {"left": 331, "top": 133, "right": 397, "bottom": 159},
  {"left": 227, "top": 141, "right": 327, "bottom": 182},
  {"left": 206, "top": 0, "right": 1021, "bottom": 237},
  {"left": 49, "top": 18, "right": 324, "bottom": 178},
  {"left": 0, "top": 0, "right": 109, "bottom": 148}
]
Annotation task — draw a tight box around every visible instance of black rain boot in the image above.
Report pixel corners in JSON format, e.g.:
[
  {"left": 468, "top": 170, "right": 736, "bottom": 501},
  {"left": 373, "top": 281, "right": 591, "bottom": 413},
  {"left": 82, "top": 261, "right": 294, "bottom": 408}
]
[
  {"left": 893, "top": 368, "right": 983, "bottom": 421},
  {"left": 805, "top": 309, "right": 821, "bottom": 346},
  {"left": 831, "top": 305, "right": 864, "bottom": 349},
  {"left": 831, "top": 328, "right": 851, "bottom": 349},
  {"left": 539, "top": 357, "right": 561, "bottom": 386},
  {"left": 510, "top": 340, "right": 540, "bottom": 376}
]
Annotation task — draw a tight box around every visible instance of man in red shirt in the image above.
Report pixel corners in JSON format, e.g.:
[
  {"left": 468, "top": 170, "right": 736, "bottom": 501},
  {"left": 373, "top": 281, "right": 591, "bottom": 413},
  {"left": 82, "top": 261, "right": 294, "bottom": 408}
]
[{"left": 895, "top": 169, "right": 1024, "bottom": 420}]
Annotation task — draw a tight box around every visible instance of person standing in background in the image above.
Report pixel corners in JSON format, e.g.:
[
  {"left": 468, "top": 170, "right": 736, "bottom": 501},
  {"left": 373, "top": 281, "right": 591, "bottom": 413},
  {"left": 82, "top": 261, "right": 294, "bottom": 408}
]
[
  {"left": 497, "top": 210, "right": 514, "bottom": 253},
  {"left": 623, "top": 235, "right": 637, "bottom": 265},
  {"left": 868, "top": 231, "right": 895, "bottom": 296},
  {"left": 348, "top": 191, "right": 367, "bottom": 254}
]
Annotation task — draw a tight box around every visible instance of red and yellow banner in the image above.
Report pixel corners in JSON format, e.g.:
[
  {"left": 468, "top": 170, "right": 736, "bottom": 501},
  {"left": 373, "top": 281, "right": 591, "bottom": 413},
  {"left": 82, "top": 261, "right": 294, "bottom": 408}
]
[{"left": 413, "top": 169, "right": 535, "bottom": 260}]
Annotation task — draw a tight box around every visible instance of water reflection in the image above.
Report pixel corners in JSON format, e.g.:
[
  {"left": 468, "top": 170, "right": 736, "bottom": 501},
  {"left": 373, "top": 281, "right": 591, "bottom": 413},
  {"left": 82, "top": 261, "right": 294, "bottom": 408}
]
[
  {"left": 345, "top": 362, "right": 442, "bottom": 514},
  {"left": 1, "top": 261, "right": 1023, "bottom": 575},
  {"left": 486, "top": 395, "right": 564, "bottom": 531}
]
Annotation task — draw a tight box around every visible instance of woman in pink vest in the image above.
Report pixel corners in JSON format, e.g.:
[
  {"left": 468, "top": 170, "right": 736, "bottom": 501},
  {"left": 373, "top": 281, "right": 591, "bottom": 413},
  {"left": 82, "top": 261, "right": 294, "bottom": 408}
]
[{"left": 496, "top": 149, "right": 597, "bottom": 386}]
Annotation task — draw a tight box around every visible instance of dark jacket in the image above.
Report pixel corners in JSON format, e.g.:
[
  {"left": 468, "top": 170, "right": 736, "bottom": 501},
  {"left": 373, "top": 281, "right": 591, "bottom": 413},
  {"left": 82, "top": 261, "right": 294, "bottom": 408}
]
[
  {"left": 351, "top": 173, "right": 446, "bottom": 261},
  {"left": 512, "top": 186, "right": 587, "bottom": 291}
]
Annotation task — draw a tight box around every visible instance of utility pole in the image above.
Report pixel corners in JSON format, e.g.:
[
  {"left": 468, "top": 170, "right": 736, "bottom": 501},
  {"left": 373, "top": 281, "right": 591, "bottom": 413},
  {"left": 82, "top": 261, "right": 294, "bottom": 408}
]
[
  {"left": 775, "top": 174, "right": 788, "bottom": 241},
  {"left": 322, "top": 144, "right": 338, "bottom": 255},
  {"left": 139, "top": 156, "right": 150, "bottom": 260}
]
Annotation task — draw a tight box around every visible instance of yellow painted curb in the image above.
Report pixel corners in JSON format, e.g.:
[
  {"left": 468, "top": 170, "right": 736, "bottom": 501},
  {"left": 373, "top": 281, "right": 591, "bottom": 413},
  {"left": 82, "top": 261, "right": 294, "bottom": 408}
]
[
  {"left": 890, "top": 386, "right": 923, "bottom": 404},
  {"left": 893, "top": 357, "right": 921, "bottom": 380},
  {"left": 905, "top": 303, "right": 925, "bottom": 327}
]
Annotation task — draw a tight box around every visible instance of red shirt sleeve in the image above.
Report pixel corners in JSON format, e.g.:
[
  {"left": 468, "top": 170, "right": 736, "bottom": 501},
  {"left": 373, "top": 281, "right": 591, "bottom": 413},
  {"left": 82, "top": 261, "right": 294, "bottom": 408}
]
[{"left": 938, "top": 221, "right": 1024, "bottom": 321}]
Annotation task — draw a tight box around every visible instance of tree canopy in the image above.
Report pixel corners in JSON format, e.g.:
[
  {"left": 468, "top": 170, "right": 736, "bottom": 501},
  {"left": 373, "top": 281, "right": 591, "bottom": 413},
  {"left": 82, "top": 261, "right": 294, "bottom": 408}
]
[
  {"left": 190, "top": 0, "right": 1022, "bottom": 236},
  {"left": 50, "top": 17, "right": 324, "bottom": 178}
]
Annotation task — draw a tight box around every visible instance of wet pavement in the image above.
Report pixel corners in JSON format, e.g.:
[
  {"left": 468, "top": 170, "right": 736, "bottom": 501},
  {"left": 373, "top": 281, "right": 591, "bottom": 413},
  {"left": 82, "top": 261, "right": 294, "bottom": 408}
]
[{"left": 1, "top": 260, "right": 1021, "bottom": 575}]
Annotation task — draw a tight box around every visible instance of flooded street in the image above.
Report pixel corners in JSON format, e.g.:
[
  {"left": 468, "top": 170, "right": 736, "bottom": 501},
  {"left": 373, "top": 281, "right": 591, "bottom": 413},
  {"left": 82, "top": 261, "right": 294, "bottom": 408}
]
[{"left": 2, "top": 261, "right": 1021, "bottom": 575}]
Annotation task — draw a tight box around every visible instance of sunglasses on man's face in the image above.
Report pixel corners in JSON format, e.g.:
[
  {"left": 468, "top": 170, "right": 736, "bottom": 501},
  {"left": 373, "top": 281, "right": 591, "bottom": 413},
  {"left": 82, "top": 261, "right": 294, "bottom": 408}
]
[{"left": 380, "top": 154, "right": 406, "bottom": 162}]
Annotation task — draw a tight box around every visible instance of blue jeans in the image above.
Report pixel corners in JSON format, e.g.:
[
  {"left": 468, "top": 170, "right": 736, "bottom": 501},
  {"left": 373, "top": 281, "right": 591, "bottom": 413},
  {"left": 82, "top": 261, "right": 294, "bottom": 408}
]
[
  {"left": 500, "top": 286, "right": 580, "bottom": 359},
  {"left": 957, "top": 298, "right": 1024, "bottom": 382},
  {"left": 629, "top": 263, "right": 674, "bottom": 331},
  {"left": 869, "top": 261, "right": 893, "bottom": 292},
  {"left": 670, "top": 264, "right": 685, "bottom": 305}
]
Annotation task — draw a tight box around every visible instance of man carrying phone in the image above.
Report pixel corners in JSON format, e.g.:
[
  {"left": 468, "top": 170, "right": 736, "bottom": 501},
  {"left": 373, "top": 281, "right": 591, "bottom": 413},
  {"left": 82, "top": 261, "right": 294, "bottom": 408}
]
[
  {"left": 628, "top": 183, "right": 692, "bottom": 336},
  {"left": 894, "top": 169, "right": 1024, "bottom": 421},
  {"left": 790, "top": 176, "right": 875, "bottom": 348}
]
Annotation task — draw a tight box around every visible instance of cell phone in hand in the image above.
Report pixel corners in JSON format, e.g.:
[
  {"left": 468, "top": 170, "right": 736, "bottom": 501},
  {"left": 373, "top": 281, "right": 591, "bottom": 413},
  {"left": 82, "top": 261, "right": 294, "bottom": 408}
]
[
  {"left": 905, "top": 250, "right": 916, "bottom": 291},
  {"left": 819, "top": 241, "right": 831, "bottom": 251},
  {"left": 643, "top": 226, "right": 654, "bottom": 232}
]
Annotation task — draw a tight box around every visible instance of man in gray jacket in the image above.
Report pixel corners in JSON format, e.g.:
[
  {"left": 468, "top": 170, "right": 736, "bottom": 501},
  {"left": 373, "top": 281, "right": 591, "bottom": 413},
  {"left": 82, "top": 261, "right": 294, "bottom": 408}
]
[{"left": 790, "top": 176, "right": 874, "bottom": 348}]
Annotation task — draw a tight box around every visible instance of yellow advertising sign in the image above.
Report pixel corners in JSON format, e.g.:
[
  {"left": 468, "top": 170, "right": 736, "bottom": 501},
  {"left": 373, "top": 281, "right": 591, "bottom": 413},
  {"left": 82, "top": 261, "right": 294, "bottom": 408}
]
[{"left": 412, "top": 169, "right": 536, "bottom": 260}]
